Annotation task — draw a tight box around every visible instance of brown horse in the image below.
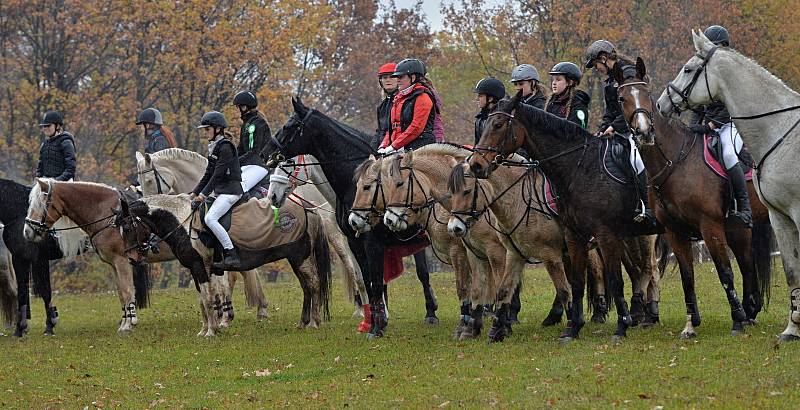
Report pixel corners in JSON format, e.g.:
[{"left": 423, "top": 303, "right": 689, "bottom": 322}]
[
  {"left": 614, "top": 57, "right": 774, "bottom": 338},
  {"left": 469, "top": 91, "right": 664, "bottom": 342},
  {"left": 349, "top": 148, "right": 505, "bottom": 340}
]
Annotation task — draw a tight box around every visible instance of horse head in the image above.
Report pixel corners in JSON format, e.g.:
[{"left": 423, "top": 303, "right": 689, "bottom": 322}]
[
  {"left": 657, "top": 29, "right": 720, "bottom": 116},
  {"left": 469, "top": 91, "right": 527, "bottom": 179},
  {"left": 382, "top": 150, "right": 436, "bottom": 232},
  {"left": 348, "top": 154, "right": 383, "bottom": 234},
  {"left": 615, "top": 57, "right": 656, "bottom": 145},
  {"left": 263, "top": 97, "right": 315, "bottom": 168},
  {"left": 23, "top": 179, "right": 61, "bottom": 242},
  {"left": 114, "top": 196, "right": 152, "bottom": 265},
  {"left": 447, "top": 160, "right": 487, "bottom": 237}
]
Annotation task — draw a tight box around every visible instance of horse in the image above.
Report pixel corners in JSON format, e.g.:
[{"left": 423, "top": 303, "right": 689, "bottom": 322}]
[
  {"left": 469, "top": 91, "right": 662, "bottom": 342},
  {"left": 0, "top": 228, "right": 18, "bottom": 330},
  {"left": 657, "top": 29, "right": 799, "bottom": 341},
  {"left": 348, "top": 147, "right": 505, "bottom": 340},
  {"left": 615, "top": 56, "right": 774, "bottom": 338},
  {"left": 116, "top": 193, "right": 332, "bottom": 334},
  {"left": 0, "top": 178, "right": 91, "bottom": 336},
  {"left": 260, "top": 97, "right": 439, "bottom": 338},
  {"left": 21, "top": 179, "right": 169, "bottom": 333},
  {"left": 136, "top": 148, "right": 360, "bottom": 319}
]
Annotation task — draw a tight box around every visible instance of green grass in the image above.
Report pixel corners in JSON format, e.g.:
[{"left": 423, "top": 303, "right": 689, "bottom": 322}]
[{"left": 1, "top": 262, "right": 798, "bottom": 409}]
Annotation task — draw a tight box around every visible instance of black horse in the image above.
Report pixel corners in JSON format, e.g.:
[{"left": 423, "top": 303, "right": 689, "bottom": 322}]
[
  {"left": 261, "top": 98, "right": 438, "bottom": 338},
  {"left": 469, "top": 92, "right": 664, "bottom": 342}
]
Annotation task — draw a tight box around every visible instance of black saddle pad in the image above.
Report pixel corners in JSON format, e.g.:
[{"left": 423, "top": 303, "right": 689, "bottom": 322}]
[
  {"left": 706, "top": 134, "right": 754, "bottom": 173},
  {"left": 601, "top": 136, "right": 634, "bottom": 184}
]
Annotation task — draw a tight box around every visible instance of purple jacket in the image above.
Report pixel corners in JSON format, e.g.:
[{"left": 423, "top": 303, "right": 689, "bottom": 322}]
[{"left": 431, "top": 89, "right": 445, "bottom": 142}]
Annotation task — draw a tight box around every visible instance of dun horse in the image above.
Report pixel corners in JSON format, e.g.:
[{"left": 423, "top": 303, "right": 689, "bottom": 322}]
[
  {"left": 658, "top": 30, "right": 797, "bottom": 341},
  {"left": 616, "top": 57, "right": 774, "bottom": 338}
]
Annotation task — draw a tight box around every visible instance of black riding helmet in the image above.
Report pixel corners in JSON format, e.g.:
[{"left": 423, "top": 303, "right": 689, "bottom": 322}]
[
  {"left": 584, "top": 40, "right": 616, "bottom": 68},
  {"left": 474, "top": 77, "right": 506, "bottom": 100},
  {"left": 704, "top": 25, "right": 730, "bottom": 47},
  {"left": 549, "top": 62, "right": 583, "bottom": 85},
  {"left": 232, "top": 91, "right": 258, "bottom": 108},
  {"left": 135, "top": 108, "right": 163, "bottom": 125},
  {"left": 197, "top": 111, "right": 228, "bottom": 129},
  {"left": 39, "top": 110, "right": 63, "bottom": 127},
  {"left": 392, "top": 58, "right": 426, "bottom": 78}
]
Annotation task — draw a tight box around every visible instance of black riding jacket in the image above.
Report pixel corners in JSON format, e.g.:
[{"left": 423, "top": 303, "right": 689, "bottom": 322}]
[
  {"left": 599, "top": 61, "right": 638, "bottom": 133},
  {"left": 237, "top": 110, "right": 271, "bottom": 167},
  {"left": 193, "top": 138, "right": 243, "bottom": 197},
  {"left": 36, "top": 132, "right": 76, "bottom": 181},
  {"left": 372, "top": 93, "right": 394, "bottom": 151},
  {"left": 690, "top": 102, "right": 731, "bottom": 134},
  {"left": 545, "top": 90, "right": 591, "bottom": 129},
  {"left": 522, "top": 90, "right": 546, "bottom": 109}
]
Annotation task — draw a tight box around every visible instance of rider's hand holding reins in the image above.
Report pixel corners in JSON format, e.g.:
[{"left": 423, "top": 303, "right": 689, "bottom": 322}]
[{"left": 597, "top": 126, "right": 615, "bottom": 139}]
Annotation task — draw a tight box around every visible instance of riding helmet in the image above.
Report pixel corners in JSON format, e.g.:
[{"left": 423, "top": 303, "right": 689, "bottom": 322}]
[
  {"left": 39, "top": 110, "right": 63, "bottom": 126},
  {"left": 474, "top": 77, "right": 506, "bottom": 100},
  {"left": 584, "top": 39, "right": 616, "bottom": 68},
  {"left": 378, "top": 63, "right": 397, "bottom": 76},
  {"left": 704, "top": 25, "right": 730, "bottom": 47},
  {"left": 510, "top": 64, "right": 541, "bottom": 83},
  {"left": 392, "top": 58, "right": 427, "bottom": 77},
  {"left": 549, "top": 62, "right": 583, "bottom": 85},
  {"left": 232, "top": 91, "right": 258, "bottom": 108},
  {"left": 197, "top": 111, "right": 228, "bottom": 129},
  {"left": 135, "top": 108, "right": 163, "bottom": 125}
]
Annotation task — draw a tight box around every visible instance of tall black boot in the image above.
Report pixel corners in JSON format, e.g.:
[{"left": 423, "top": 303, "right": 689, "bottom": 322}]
[
  {"left": 634, "top": 172, "right": 659, "bottom": 230},
  {"left": 214, "top": 247, "right": 242, "bottom": 271},
  {"left": 726, "top": 163, "right": 753, "bottom": 228}
]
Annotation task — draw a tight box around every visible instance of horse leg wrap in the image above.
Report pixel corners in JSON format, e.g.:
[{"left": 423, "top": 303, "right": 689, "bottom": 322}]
[
  {"left": 790, "top": 288, "right": 800, "bottom": 325},
  {"left": 222, "top": 300, "right": 234, "bottom": 320},
  {"left": 213, "top": 298, "right": 223, "bottom": 319},
  {"left": 47, "top": 306, "right": 59, "bottom": 326}
]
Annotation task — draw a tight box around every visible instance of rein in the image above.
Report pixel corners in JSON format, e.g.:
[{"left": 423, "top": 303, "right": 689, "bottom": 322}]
[
  {"left": 138, "top": 164, "right": 172, "bottom": 194},
  {"left": 24, "top": 179, "right": 116, "bottom": 235}
]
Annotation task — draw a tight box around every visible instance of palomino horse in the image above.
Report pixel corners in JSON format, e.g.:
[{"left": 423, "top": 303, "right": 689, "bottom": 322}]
[
  {"left": 22, "top": 179, "right": 184, "bottom": 333},
  {"left": 116, "top": 193, "right": 331, "bottom": 334},
  {"left": 616, "top": 57, "right": 774, "bottom": 338},
  {"left": 260, "top": 98, "right": 439, "bottom": 338},
  {"left": 0, "top": 227, "right": 17, "bottom": 330},
  {"left": 348, "top": 147, "right": 506, "bottom": 340},
  {"left": 469, "top": 92, "right": 662, "bottom": 342},
  {"left": 657, "top": 30, "right": 797, "bottom": 341}
]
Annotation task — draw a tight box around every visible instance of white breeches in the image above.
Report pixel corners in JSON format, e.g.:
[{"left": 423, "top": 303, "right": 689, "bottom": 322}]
[
  {"left": 718, "top": 123, "right": 744, "bottom": 170},
  {"left": 205, "top": 194, "right": 241, "bottom": 250},
  {"left": 627, "top": 134, "right": 645, "bottom": 175},
  {"left": 241, "top": 165, "right": 269, "bottom": 192}
]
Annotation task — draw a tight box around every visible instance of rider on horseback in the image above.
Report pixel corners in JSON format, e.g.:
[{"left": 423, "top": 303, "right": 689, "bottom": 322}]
[
  {"left": 373, "top": 63, "right": 399, "bottom": 151},
  {"left": 36, "top": 110, "right": 77, "bottom": 181},
  {"left": 135, "top": 108, "right": 177, "bottom": 154},
  {"left": 473, "top": 76, "right": 507, "bottom": 145},
  {"left": 511, "top": 64, "right": 548, "bottom": 109},
  {"left": 545, "top": 62, "right": 590, "bottom": 129},
  {"left": 688, "top": 25, "right": 752, "bottom": 228},
  {"left": 191, "top": 111, "right": 243, "bottom": 270},
  {"left": 377, "top": 58, "right": 442, "bottom": 154},
  {"left": 585, "top": 40, "right": 658, "bottom": 228},
  {"left": 232, "top": 91, "right": 271, "bottom": 194}
]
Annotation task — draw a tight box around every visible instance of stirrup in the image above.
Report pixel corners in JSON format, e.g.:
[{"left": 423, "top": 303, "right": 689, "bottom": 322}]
[{"left": 633, "top": 199, "right": 647, "bottom": 223}]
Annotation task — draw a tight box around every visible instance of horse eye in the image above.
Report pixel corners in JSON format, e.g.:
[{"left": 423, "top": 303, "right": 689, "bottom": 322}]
[
  {"left": 493, "top": 122, "right": 503, "bottom": 129},
  {"left": 395, "top": 181, "right": 404, "bottom": 188},
  {"left": 362, "top": 185, "right": 371, "bottom": 191},
  {"left": 683, "top": 67, "right": 693, "bottom": 73},
  {"left": 463, "top": 189, "right": 472, "bottom": 196}
]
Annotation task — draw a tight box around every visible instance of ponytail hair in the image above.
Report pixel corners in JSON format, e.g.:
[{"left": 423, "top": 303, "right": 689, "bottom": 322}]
[
  {"left": 534, "top": 81, "right": 550, "bottom": 99},
  {"left": 223, "top": 130, "right": 236, "bottom": 140},
  {"left": 160, "top": 125, "right": 178, "bottom": 148}
]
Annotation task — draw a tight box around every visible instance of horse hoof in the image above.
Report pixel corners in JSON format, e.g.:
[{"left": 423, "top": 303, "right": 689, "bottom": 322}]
[
  {"left": 204, "top": 331, "right": 215, "bottom": 338},
  {"left": 778, "top": 333, "right": 800, "bottom": 343},
  {"left": 679, "top": 331, "right": 697, "bottom": 340},
  {"left": 219, "top": 321, "right": 230, "bottom": 329},
  {"left": 559, "top": 336, "right": 575, "bottom": 344},
  {"left": 423, "top": 316, "right": 439, "bottom": 325},
  {"left": 366, "top": 331, "right": 383, "bottom": 340},
  {"left": 611, "top": 335, "right": 624, "bottom": 345},
  {"left": 197, "top": 330, "right": 207, "bottom": 337},
  {"left": 590, "top": 314, "right": 607, "bottom": 324},
  {"left": 452, "top": 325, "right": 465, "bottom": 340},
  {"left": 746, "top": 319, "right": 757, "bottom": 326},
  {"left": 44, "top": 328, "right": 55, "bottom": 336},
  {"left": 541, "top": 315, "right": 562, "bottom": 327}
]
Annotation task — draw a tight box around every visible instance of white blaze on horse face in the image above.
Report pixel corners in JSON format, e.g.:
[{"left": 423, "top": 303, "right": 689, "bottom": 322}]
[
  {"left": 630, "top": 87, "right": 651, "bottom": 136},
  {"left": 267, "top": 174, "right": 292, "bottom": 208}
]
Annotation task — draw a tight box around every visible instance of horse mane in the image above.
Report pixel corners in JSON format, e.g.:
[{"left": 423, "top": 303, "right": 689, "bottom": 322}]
[
  {"left": 722, "top": 48, "right": 800, "bottom": 96},
  {"left": 28, "top": 179, "right": 89, "bottom": 258},
  {"left": 353, "top": 158, "right": 377, "bottom": 184},
  {"left": 308, "top": 110, "right": 375, "bottom": 155},
  {"left": 149, "top": 148, "right": 206, "bottom": 164},
  {"left": 0, "top": 178, "right": 32, "bottom": 215},
  {"left": 413, "top": 143, "right": 473, "bottom": 159},
  {"left": 504, "top": 99, "right": 592, "bottom": 142}
]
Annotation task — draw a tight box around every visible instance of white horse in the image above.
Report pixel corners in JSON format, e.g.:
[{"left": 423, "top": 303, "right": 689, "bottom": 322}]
[
  {"left": 267, "top": 155, "right": 367, "bottom": 317},
  {"left": 657, "top": 30, "right": 800, "bottom": 341}
]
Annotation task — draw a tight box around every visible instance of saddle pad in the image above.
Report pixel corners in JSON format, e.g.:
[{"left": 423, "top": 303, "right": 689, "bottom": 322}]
[
  {"left": 703, "top": 135, "right": 753, "bottom": 181},
  {"left": 540, "top": 170, "right": 559, "bottom": 216},
  {"left": 195, "top": 198, "right": 308, "bottom": 251},
  {"left": 601, "top": 138, "right": 633, "bottom": 184}
]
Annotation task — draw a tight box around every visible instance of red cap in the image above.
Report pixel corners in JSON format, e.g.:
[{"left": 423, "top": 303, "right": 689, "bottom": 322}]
[{"left": 378, "top": 63, "right": 397, "bottom": 76}]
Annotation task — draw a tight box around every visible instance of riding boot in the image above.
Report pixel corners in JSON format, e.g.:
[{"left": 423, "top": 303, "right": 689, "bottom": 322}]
[
  {"left": 214, "top": 247, "right": 242, "bottom": 271},
  {"left": 726, "top": 164, "right": 753, "bottom": 228},
  {"left": 634, "top": 172, "right": 660, "bottom": 230}
]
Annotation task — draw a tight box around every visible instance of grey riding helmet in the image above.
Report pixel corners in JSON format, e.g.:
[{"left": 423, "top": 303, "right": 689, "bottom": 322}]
[
  {"left": 584, "top": 39, "right": 615, "bottom": 68},
  {"left": 510, "top": 64, "right": 541, "bottom": 83},
  {"left": 135, "top": 108, "right": 163, "bottom": 125}
]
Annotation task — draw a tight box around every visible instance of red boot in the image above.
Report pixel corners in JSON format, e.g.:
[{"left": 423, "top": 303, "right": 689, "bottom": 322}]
[{"left": 357, "top": 304, "right": 372, "bottom": 333}]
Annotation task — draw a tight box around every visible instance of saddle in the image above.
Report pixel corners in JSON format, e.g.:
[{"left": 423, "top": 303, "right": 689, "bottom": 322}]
[
  {"left": 704, "top": 134, "right": 754, "bottom": 181},
  {"left": 601, "top": 136, "right": 634, "bottom": 184},
  {"left": 539, "top": 169, "right": 559, "bottom": 216}
]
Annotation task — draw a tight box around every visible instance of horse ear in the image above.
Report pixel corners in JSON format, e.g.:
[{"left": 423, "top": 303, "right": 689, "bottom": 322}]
[
  {"left": 692, "top": 29, "right": 707, "bottom": 53},
  {"left": 35, "top": 178, "right": 47, "bottom": 190},
  {"left": 292, "top": 97, "right": 308, "bottom": 116},
  {"left": 510, "top": 90, "right": 523, "bottom": 110},
  {"left": 636, "top": 57, "right": 647, "bottom": 79},
  {"left": 135, "top": 151, "right": 145, "bottom": 164},
  {"left": 368, "top": 154, "right": 376, "bottom": 162},
  {"left": 403, "top": 149, "right": 414, "bottom": 167},
  {"left": 144, "top": 152, "right": 152, "bottom": 165},
  {"left": 611, "top": 62, "right": 624, "bottom": 84}
]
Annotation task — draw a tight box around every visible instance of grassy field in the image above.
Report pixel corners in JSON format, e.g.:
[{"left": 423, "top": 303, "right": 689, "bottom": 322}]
[{"left": 1, "top": 262, "right": 798, "bottom": 409}]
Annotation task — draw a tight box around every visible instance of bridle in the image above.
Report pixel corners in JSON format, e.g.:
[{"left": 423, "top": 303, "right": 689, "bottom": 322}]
[
  {"left": 472, "top": 111, "right": 523, "bottom": 165},
  {"left": 138, "top": 164, "right": 173, "bottom": 194},
  {"left": 618, "top": 80, "right": 654, "bottom": 135},
  {"left": 265, "top": 109, "right": 315, "bottom": 168},
  {"left": 24, "top": 180, "right": 55, "bottom": 234},
  {"left": 383, "top": 162, "right": 442, "bottom": 231},
  {"left": 349, "top": 159, "right": 389, "bottom": 226},
  {"left": 665, "top": 46, "right": 719, "bottom": 115}
]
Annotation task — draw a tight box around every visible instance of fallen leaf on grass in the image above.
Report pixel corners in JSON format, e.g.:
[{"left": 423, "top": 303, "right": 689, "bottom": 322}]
[
  {"left": 255, "top": 369, "right": 271, "bottom": 377},
  {"left": 438, "top": 401, "right": 450, "bottom": 407}
]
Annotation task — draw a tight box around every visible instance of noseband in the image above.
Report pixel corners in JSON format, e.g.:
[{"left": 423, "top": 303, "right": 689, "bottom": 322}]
[
  {"left": 472, "top": 111, "right": 521, "bottom": 163},
  {"left": 138, "top": 164, "right": 172, "bottom": 194},
  {"left": 383, "top": 164, "right": 439, "bottom": 226},
  {"left": 618, "top": 81, "right": 655, "bottom": 136},
  {"left": 349, "top": 160, "right": 388, "bottom": 224},
  {"left": 666, "top": 46, "right": 719, "bottom": 114},
  {"left": 24, "top": 180, "right": 55, "bottom": 234}
]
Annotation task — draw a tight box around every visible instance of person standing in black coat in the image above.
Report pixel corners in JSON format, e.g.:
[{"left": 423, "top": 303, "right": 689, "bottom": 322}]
[
  {"left": 232, "top": 91, "right": 271, "bottom": 193},
  {"left": 36, "top": 110, "right": 77, "bottom": 181}
]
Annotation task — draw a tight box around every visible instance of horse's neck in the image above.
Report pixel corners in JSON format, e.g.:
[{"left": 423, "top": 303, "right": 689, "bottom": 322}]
[
  {"left": 408, "top": 155, "right": 459, "bottom": 199},
  {"left": 523, "top": 130, "right": 586, "bottom": 193},
  {"left": 58, "top": 184, "right": 118, "bottom": 234},
  {"left": 639, "top": 114, "right": 687, "bottom": 172},
  {"left": 484, "top": 167, "right": 527, "bottom": 230},
  {"left": 165, "top": 158, "right": 205, "bottom": 194},
  {"left": 0, "top": 183, "right": 28, "bottom": 222},
  {"left": 717, "top": 52, "right": 800, "bottom": 160}
]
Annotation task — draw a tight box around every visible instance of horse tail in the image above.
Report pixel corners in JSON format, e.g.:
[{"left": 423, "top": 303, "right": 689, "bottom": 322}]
[
  {"left": 312, "top": 218, "right": 332, "bottom": 321},
  {"left": 31, "top": 259, "right": 50, "bottom": 298},
  {"left": 241, "top": 270, "right": 265, "bottom": 309},
  {"left": 133, "top": 263, "right": 152, "bottom": 309},
  {"left": 0, "top": 248, "right": 17, "bottom": 326},
  {"left": 655, "top": 234, "right": 675, "bottom": 276},
  {"left": 752, "top": 223, "right": 774, "bottom": 307}
]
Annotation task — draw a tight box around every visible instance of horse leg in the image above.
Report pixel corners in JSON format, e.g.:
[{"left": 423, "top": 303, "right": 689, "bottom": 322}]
[
  {"left": 597, "top": 234, "right": 630, "bottom": 342},
  {"left": 542, "top": 257, "right": 571, "bottom": 330},
  {"left": 289, "top": 256, "right": 314, "bottom": 329},
  {"left": 588, "top": 250, "right": 608, "bottom": 323},
  {"left": 700, "top": 223, "right": 748, "bottom": 336},
  {"left": 360, "top": 237, "right": 387, "bottom": 339},
  {"left": 12, "top": 258, "right": 31, "bottom": 337},
  {"left": 664, "top": 231, "right": 701, "bottom": 339},
  {"left": 451, "top": 246, "right": 472, "bottom": 340},
  {"left": 34, "top": 259, "right": 58, "bottom": 336},
  {"left": 488, "top": 251, "right": 524, "bottom": 343},
  {"left": 110, "top": 258, "right": 138, "bottom": 332},
  {"left": 460, "top": 253, "right": 488, "bottom": 341},
  {"left": 563, "top": 233, "right": 588, "bottom": 342},
  {"left": 726, "top": 229, "right": 760, "bottom": 323},
  {"left": 621, "top": 238, "right": 645, "bottom": 327},
  {"left": 414, "top": 250, "right": 438, "bottom": 324},
  {"left": 217, "top": 271, "right": 234, "bottom": 328},
  {"left": 768, "top": 211, "right": 800, "bottom": 342},
  {"left": 643, "top": 248, "right": 662, "bottom": 327}
]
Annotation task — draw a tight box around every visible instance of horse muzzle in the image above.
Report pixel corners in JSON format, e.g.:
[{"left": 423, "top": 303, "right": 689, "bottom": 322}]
[
  {"left": 348, "top": 211, "right": 372, "bottom": 233},
  {"left": 447, "top": 217, "right": 467, "bottom": 237},
  {"left": 23, "top": 219, "right": 48, "bottom": 242},
  {"left": 383, "top": 208, "right": 408, "bottom": 232}
]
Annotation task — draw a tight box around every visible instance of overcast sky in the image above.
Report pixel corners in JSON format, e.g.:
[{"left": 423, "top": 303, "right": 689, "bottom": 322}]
[{"left": 388, "top": 0, "right": 505, "bottom": 32}]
